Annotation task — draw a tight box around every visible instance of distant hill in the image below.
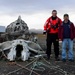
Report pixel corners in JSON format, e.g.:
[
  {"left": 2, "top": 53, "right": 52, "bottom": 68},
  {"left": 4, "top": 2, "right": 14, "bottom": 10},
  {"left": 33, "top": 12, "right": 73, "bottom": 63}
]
[{"left": 29, "top": 29, "right": 43, "bottom": 34}]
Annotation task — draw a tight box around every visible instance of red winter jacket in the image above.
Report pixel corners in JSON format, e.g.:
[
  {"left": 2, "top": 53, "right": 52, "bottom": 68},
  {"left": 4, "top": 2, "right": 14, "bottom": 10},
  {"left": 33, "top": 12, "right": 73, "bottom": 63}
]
[
  {"left": 44, "top": 16, "right": 62, "bottom": 34},
  {"left": 58, "top": 21, "right": 75, "bottom": 40}
]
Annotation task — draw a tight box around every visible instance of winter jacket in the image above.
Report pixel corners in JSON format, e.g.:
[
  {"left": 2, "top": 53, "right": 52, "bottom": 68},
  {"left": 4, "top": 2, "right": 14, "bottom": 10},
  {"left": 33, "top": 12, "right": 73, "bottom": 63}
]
[
  {"left": 44, "top": 16, "right": 62, "bottom": 34},
  {"left": 58, "top": 21, "right": 75, "bottom": 40}
]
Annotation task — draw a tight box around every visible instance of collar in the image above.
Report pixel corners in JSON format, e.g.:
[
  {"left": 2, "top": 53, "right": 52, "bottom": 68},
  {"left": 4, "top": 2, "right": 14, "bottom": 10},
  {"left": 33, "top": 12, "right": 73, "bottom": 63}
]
[
  {"left": 63, "top": 20, "right": 70, "bottom": 24},
  {"left": 51, "top": 16, "right": 57, "bottom": 20}
]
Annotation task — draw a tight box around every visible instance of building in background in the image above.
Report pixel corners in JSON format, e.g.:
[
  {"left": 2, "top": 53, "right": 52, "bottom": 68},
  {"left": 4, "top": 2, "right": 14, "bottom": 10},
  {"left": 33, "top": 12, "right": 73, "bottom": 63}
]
[{"left": 0, "top": 26, "right": 5, "bottom": 33}]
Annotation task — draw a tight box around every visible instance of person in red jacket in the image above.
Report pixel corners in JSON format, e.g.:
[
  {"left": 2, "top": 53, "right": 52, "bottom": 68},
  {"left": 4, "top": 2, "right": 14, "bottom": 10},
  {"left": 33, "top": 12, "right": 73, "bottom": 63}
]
[{"left": 43, "top": 10, "right": 62, "bottom": 60}]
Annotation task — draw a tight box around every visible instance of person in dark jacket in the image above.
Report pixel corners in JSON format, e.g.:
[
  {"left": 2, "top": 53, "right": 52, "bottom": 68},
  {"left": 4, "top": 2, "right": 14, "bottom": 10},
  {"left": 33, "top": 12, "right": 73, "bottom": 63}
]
[
  {"left": 43, "top": 10, "right": 62, "bottom": 60},
  {"left": 59, "top": 14, "right": 75, "bottom": 62}
]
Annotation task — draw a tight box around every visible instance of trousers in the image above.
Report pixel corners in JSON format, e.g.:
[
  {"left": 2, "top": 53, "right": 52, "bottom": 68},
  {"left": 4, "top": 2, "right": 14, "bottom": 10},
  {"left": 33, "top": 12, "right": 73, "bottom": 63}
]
[
  {"left": 62, "top": 39, "right": 74, "bottom": 59},
  {"left": 46, "top": 33, "right": 59, "bottom": 58}
]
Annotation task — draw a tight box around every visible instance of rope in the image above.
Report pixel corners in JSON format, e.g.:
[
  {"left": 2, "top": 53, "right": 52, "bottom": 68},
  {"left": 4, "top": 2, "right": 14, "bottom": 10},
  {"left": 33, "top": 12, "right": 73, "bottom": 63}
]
[
  {"left": 31, "top": 62, "right": 45, "bottom": 71},
  {"left": 35, "top": 45, "right": 68, "bottom": 75},
  {"left": 6, "top": 59, "right": 40, "bottom": 75},
  {"left": 0, "top": 49, "right": 40, "bottom": 75},
  {"left": 41, "top": 54, "right": 68, "bottom": 75},
  {"left": 15, "top": 62, "right": 40, "bottom": 75},
  {"left": 1, "top": 44, "right": 68, "bottom": 75},
  {"left": 1, "top": 49, "right": 8, "bottom": 59}
]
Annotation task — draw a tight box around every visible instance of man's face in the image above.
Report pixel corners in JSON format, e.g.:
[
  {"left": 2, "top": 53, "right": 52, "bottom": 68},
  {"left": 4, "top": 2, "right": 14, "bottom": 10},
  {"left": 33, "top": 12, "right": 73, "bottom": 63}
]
[
  {"left": 52, "top": 12, "right": 57, "bottom": 17},
  {"left": 64, "top": 16, "right": 69, "bottom": 21}
]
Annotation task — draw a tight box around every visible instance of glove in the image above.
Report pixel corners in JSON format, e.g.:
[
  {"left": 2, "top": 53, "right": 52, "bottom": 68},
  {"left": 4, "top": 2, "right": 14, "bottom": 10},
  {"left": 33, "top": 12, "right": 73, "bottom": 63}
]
[{"left": 43, "top": 31, "right": 46, "bottom": 35}]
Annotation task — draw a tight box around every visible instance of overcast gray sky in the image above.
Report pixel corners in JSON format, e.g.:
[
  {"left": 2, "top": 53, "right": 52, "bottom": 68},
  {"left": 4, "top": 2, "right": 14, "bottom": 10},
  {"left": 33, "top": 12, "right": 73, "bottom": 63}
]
[{"left": 0, "top": 0, "right": 75, "bottom": 29}]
